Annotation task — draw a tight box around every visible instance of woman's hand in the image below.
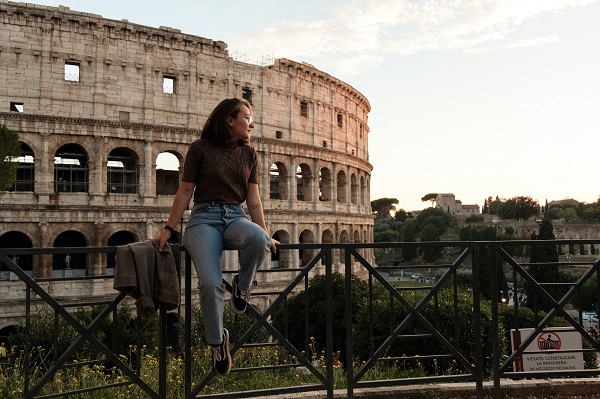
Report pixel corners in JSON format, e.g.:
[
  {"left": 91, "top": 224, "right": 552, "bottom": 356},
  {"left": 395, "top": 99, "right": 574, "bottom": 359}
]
[
  {"left": 151, "top": 229, "right": 172, "bottom": 252},
  {"left": 270, "top": 237, "right": 280, "bottom": 253}
]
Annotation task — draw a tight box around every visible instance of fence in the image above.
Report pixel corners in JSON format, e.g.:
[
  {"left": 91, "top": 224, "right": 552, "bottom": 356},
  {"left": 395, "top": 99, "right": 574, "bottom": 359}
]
[{"left": 1, "top": 239, "right": 599, "bottom": 399}]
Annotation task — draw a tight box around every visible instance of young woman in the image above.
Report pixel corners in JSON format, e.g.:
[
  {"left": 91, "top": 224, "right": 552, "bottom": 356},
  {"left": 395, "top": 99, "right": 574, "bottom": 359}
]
[{"left": 153, "top": 98, "right": 278, "bottom": 376}]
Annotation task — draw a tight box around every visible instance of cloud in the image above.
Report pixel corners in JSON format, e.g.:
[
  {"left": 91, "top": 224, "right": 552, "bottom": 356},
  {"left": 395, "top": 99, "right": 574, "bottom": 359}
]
[{"left": 230, "top": 0, "right": 598, "bottom": 76}]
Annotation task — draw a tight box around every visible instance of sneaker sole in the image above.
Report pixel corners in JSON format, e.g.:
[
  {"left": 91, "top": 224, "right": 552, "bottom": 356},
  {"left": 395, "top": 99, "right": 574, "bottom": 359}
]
[
  {"left": 215, "top": 329, "right": 232, "bottom": 376},
  {"left": 231, "top": 276, "right": 247, "bottom": 315}
]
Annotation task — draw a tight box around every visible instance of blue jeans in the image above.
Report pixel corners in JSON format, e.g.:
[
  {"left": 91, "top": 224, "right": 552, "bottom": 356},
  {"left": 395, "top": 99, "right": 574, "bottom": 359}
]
[{"left": 183, "top": 202, "right": 271, "bottom": 345}]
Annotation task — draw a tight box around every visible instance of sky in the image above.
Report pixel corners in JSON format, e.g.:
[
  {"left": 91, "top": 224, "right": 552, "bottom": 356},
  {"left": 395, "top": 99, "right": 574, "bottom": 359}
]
[{"left": 18, "top": 0, "right": 600, "bottom": 211}]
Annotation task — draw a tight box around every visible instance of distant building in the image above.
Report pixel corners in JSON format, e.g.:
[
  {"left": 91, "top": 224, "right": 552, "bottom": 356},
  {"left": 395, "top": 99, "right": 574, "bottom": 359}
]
[{"left": 435, "top": 194, "right": 480, "bottom": 216}]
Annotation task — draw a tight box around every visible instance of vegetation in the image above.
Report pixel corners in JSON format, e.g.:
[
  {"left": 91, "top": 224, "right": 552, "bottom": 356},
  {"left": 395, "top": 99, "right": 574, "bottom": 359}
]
[
  {"left": 526, "top": 218, "right": 575, "bottom": 312},
  {"left": 0, "top": 124, "right": 20, "bottom": 194},
  {"left": 459, "top": 225, "right": 509, "bottom": 300},
  {"left": 483, "top": 195, "right": 540, "bottom": 220},
  {"left": 420, "top": 193, "right": 438, "bottom": 207},
  {"left": 370, "top": 198, "right": 398, "bottom": 220}
]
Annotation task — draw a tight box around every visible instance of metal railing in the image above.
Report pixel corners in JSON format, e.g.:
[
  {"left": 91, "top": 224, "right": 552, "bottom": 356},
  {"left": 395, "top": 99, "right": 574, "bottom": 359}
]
[{"left": 1, "top": 239, "right": 599, "bottom": 399}]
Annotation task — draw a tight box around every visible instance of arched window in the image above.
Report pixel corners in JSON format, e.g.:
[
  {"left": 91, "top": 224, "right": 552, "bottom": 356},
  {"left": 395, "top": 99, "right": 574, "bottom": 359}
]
[
  {"left": 296, "top": 163, "right": 313, "bottom": 201},
  {"left": 350, "top": 173, "right": 358, "bottom": 205},
  {"left": 299, "top": 229, "right": 315, "bottom": 266},
  {"left": 339, "top": 230, "right": 350, "bottom": 263},
  {"left": 53, "top": 230, "right": 87, "bottom": 277},
  {"left": 319, "top": 168, "right": 332, "bottom": 202},
  {"left": 156, "top": 152, "right": 180, "bottom": 195},
  {"left": 0, "top": 231, "right": 33, "bottom": 280},
  {"left": 269, "top": 162, "right": 288, "bottom": 200},
  {"left": 8, "top": 142, "right": 34, "bottom": 192},
  {"left": 321, "top": 229, "right": 334, "bottom": 266},
  {"left": 360, "top": 176, "right": 366, "bottom": 206},
  {"left": 107, "top": 231, "right": 137, "bottom": 270},
  {"left": 337, "top": 170, "right": 347, "bottom": 203},
  {"left": 271, "top": 230, "right": 291, "bottom": 268},
  {"left": 107, "top": 148, "right": 138, "bottom": 194},
  {"left": 54, "top": 144, "right": 88, "bottom": 193}
]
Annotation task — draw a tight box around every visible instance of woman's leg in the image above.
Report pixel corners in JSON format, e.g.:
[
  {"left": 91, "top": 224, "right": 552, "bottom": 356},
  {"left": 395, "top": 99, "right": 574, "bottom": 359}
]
[
  {"left": 183, "top": 207, "right": 226, "bottom": 346},
  {"left": 223, "top": 206, "right": 272, "bottom": 291}
]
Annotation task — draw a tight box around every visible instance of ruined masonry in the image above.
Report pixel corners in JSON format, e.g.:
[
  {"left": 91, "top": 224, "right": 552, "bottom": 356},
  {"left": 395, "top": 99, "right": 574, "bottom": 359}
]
[{"left": 0, "top": 1, "right": 374, "bottom": 331}]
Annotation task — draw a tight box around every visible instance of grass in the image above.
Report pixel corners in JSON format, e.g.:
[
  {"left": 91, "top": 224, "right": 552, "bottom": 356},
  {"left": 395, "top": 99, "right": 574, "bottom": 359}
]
[{"left": 0, "top": 339, "right": 443, "bottom": 399}]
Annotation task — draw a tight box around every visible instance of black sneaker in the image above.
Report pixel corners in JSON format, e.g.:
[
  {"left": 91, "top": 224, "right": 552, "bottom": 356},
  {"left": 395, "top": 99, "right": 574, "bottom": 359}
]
[
  {"left": 231, "top": 275, "right": 250, "bottom": 315},
  {"left": 211, "top": 329, "right": 232, "bottom": 376}
]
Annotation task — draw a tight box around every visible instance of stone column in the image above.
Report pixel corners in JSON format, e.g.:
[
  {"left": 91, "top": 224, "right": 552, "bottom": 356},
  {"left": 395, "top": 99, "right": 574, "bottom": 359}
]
[
  {"left": 331, "top": 162, "right": 338, "bottom": 211},
  {"left": 90, "top": 135, "right": 104, "bottom": 203},
  {"left": 37, "top": 221, "right": 51, "bottom": 278},
  {"left": 289, "top": 155, "right": 296, "bottom": 206},
  {"left": 291, "top": 222, "right": 299, "bottom": 269},
  {"left": 312, "top": 158, "right": 319, "bottom": 209},
  {"left": 91, "top": 222, "right": 107, "bottom": 276},
  {"left": 141, "top": 140, "right": 154, "bottom": 202},
  {"left": 261, "top": 150, "right": 270, "bottom": 199},
  {"left": 37, "top": 132, "right": 51, "bottom": 204}
]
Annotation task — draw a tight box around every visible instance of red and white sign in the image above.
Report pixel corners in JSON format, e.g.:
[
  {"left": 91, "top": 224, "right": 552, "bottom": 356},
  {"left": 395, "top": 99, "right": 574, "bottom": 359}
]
[{"left": 511, "top": 327, "right": 584, "bottom": 372}]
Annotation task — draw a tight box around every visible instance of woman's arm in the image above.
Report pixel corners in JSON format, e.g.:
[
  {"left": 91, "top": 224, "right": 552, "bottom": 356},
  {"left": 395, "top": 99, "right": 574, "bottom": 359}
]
[
  {"left": 152, "top": 181, "right": 195, "bottom": 251},
  {"left": 246, "top": 183, "right": 279, "bottom": 253}
]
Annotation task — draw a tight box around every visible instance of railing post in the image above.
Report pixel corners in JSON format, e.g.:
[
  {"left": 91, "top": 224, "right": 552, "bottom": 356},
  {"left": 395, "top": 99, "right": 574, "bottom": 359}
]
[
  {"left": 471, "top": 243, "right": 484, "bottom": 399},
  {"left": 344, "top": 246, "right": 353, "bottom": 399},
  {"left": 159, "top": 306, "right": 167, "bottom": 399},
  {"left": 185, "top": 251, "right": 192, "bottom": 399},
  {"left": 490, "top": 244, "right": 500, "bottom": 399}
]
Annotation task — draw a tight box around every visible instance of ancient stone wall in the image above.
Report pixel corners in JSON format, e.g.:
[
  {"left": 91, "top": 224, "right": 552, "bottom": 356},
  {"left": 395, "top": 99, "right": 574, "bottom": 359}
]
[{"left": 0, "top": 1, "right": 374, "bottom": 329}]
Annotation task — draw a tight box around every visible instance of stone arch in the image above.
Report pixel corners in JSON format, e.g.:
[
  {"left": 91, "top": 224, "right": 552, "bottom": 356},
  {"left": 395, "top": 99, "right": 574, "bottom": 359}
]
[
  {"left": 156, "top": 151, "right": 181, "bottom": 195},
  {"left": 350, "top": 173, "right": 358, "bottom": 205},
  {"left": 8, "top": 142, "right": 35, "bottom": 192},
  {"left": 319, "top": 167, "right": 332, "bottom": 201},
  {"left": 53, "top": 230, "right": 87, "bottom": 276},
  {"left": 107, "top": 147, "right": 139, "bottom": 194},
  {"left": 269, "top": 161, "right": 289, "bottom": 200},
  {"left": 0, "top": 325, "right": 17, "bottom": 348},
  {"left": 321, "top": 228, "right": 334, "bottom": 265},
  {"left": 272, "top": 230, "right": 291, "bottom": 268},
  {"left": 360, "top": 175, "right": 366, "bottom": 206},
  {"left": 106, "top": 230, "right": 137, "bottom": 270},
  {"left": 336, "top": 170, "right": 347, "bottom": 203},
  {"left": 354, "top": 229, "right": 362, "bottom": 258},
  {"left": 299, "top": 229, "right": 315, "bottom": 266},
  {"left": 0, "top": 231, "right": 33, "bottom": 279},
  {"left": 296, "top": 163, "right": 313, "bottom": 201},
  {"left": 339, "top": 229, "right": 350, "bottom": 263},
  {"left": 54, "top": 143, "right": 89, "bottom": 193}
]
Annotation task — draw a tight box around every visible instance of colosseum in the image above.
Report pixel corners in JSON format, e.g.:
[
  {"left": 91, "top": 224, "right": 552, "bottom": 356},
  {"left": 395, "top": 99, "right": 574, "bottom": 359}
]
[{"left": 0, "top": 1, "right": 374, "bottom": 328}]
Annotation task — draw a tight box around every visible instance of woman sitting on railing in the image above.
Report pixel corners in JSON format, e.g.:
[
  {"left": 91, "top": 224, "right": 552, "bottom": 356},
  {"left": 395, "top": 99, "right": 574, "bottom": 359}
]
[{"left": 152, "top": 98, "right": 279, "bottom": 376}]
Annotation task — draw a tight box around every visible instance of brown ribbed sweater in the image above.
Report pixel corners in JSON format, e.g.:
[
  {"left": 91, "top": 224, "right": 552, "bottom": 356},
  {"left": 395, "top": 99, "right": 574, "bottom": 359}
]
[{"left": 182, "top": 139, "right": 259, "bottom": 204}]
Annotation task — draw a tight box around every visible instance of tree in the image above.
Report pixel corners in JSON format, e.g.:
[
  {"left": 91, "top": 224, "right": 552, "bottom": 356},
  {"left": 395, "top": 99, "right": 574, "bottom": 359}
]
[
  {"left": 421, "top": 193, "right": 438, "bottom": 208},
  {"left": 394, "top": 209, "right": 407, "bottom": 222},
  {"left": 373, "top": 229, "right": 401, "bottom": 243},
  {"left": 420, "top": 224, "right": 442, "bottom": 263},
  {"left": 526, "top": 218, "right": 573, "bottom": 312},
  {"left": 571, "top": 274, "right": 598, "bottom": 312},
  {"left": 401, "top": 219, "right": 417, "bottom": 261},
  {"left": 414, "top": 207, "right": 454, "bottom": 235},
  {"left": 459, "top": 225, "right": 508, "bottom": 300},
  {"left": 556, "top": 207, "right": 578, "bottom": 222},
  {"left": 0, "top": 124, "right": 20, "bottom": 194},
  {"left": 371, "top": 197, "right": 398, "bottom": 220},
  {"left": 491, "top": 196, "right": 539, "bottom": 220}
]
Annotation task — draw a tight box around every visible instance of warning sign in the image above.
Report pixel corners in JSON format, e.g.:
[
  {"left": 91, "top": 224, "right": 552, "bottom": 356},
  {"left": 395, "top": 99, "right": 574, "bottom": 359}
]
[{"left": 511, "top": 327, "right": 584, "bottom": 372}]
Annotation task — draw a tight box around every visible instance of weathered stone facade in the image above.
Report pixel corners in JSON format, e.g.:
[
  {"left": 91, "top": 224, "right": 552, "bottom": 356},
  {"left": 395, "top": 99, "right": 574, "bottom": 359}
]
[{"left": 0, "top": 1, "right": 374, "bottom": 329}]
